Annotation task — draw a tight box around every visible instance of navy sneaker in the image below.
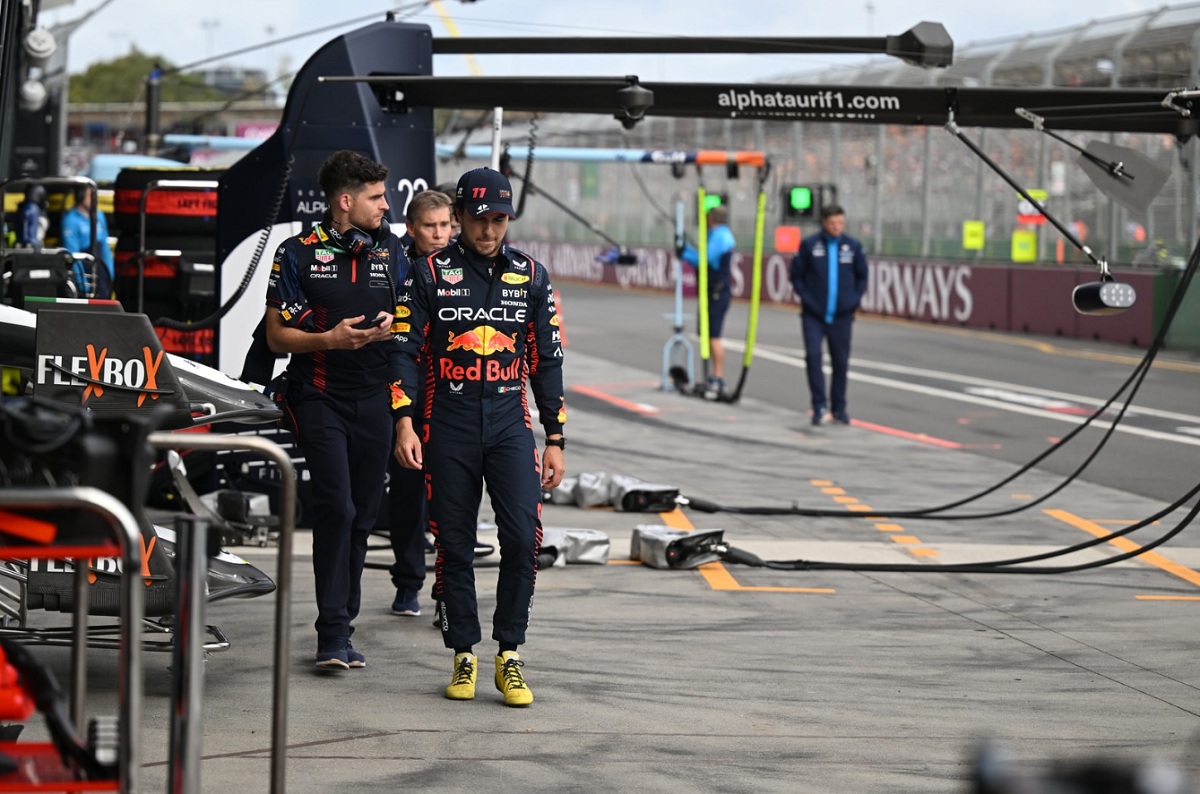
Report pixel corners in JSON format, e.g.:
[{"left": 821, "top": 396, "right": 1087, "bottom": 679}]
[
  {"left": 315, "top": 643, "right": 349, "bottom": 670},
  {"left": 346, "top": 642, "right": 366, "bottom": 669},
  {"left": 811, "top": 408, "right": 826, "bottom": 426},
  {"left": 391, "top": 589, "right": 421, "bottom": 617},
  {"left": 832, "top": 412, "right": 851, "bottom": 425}
]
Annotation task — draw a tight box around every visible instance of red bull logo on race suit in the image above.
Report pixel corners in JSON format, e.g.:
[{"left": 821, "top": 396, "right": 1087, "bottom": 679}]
[
  {"left": 446, "top": 326, "right": 517, "bottom": 356},
  {"left": 441, "top": 325, "right": 522, "bottom": 382}
]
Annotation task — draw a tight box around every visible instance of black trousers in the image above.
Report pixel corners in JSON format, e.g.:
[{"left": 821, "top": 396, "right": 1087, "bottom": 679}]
[
  {"left": 290, "top": 383, "right": 391, "bottom": 646},
  {"left": 387, "top": 450, "right": 427, "bottom": 593}
]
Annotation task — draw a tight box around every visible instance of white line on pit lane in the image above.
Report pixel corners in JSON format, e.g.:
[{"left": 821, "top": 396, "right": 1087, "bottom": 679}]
[{"left": 726, "top": 341, "right": 1200, "bottom": 448}]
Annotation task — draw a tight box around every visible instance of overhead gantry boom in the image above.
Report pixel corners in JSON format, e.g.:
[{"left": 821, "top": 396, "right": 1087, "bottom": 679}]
[{"left": 320, "top": 74, "right": 1200, "bottom": 137}]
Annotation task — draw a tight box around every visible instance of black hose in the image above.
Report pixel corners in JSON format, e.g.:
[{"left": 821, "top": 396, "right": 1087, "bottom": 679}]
[
  {"left": 683, "top": 144, "right": 1200, "bottom": 525},
  {"left": 722, "top": 493, "right": 1200, "bottom": 574}
]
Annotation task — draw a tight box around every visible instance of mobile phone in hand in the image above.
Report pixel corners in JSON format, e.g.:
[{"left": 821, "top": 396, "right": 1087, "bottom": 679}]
[{"left": 353, "top": 314, "right": 389, "bottom": 330}]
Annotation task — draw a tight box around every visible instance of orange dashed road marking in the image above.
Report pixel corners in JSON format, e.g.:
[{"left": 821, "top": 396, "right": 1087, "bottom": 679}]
[
  {"left": 813, "top": 482, "right": 936, "bottom": 556},
  {"left": 1045, "top": 509, "right": 1200, "bottom": 592}
]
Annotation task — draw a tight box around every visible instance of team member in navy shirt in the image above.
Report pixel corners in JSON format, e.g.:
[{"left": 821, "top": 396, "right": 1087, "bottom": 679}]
[
  {"left": 790, "top": 204, "right": 869, "bottom": 426},
  {"left": 387, "top": 189, "right": 454, "bottom": 619},
  {"left": 265, "top": 150, "right": 404, "bottom": 670},
  {"left": 394, "top": 167, "right": 565, "bottom": 707}
]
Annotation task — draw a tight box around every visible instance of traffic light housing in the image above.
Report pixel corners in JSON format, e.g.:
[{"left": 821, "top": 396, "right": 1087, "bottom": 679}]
[
  {"left": 785, "top": 185, "right": 816, "bottom": 218},
  {"left": 781, "top": 183, "right": 837, "bottom": 221}
]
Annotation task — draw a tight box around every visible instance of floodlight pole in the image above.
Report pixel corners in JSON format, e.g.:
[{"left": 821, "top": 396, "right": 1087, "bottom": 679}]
[{"left": 490, "top": 106, "right": 503, "bottom": 171}]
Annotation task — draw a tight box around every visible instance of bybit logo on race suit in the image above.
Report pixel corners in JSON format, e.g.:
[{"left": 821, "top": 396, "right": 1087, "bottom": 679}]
[
  {"left": 36, "top": 344, "right": 169, "bottom": 407},
  {"left": 446, "top": 326, "right": 516, "bottom": 356}
]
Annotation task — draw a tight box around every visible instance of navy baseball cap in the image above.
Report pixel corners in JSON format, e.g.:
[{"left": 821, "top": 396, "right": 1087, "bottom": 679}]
[{"left": 456, "top": 168, "right": 516, "bottom": 218}]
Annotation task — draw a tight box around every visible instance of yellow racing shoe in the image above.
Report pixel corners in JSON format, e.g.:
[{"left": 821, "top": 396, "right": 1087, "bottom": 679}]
[
  {"left": 495, "top": 651, "right": 534, "bottom": 707},
  {"left": 445, "top": 653, "right": 477, "bottom": 700}
]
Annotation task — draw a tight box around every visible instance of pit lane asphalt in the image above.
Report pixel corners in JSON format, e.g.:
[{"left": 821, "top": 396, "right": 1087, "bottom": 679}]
[{"left": 25, "top": 301, "right": 1200, "bottom": 793}]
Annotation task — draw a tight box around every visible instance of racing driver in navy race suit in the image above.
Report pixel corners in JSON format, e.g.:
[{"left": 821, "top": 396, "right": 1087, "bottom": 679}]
[{"left": 393, "top": 167, "right": 565, "bottom": 707}]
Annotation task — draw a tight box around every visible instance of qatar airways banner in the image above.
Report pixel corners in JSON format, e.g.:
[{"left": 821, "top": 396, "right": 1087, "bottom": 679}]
[{"left": 514, "top": 240, "right": 1161, "bottom": 347}]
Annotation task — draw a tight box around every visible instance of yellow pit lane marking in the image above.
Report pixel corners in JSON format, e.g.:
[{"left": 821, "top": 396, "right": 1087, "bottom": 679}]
[{"left": 1045, "top": 509, "right": 1200, "bottom": 595}]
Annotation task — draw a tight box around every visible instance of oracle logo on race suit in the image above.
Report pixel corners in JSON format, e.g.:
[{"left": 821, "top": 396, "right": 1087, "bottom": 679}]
[{"left": 438, "top": 306, "right": 527, "bottom": 323}]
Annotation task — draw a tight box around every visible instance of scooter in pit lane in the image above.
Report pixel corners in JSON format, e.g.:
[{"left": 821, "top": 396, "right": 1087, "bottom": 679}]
[{"left": 0, "top": 299, "right": 279, "bottom": 655}]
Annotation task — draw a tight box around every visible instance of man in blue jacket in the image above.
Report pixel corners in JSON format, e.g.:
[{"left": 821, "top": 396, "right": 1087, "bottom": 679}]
[{"left": 789, "top": 204, "right": 869, "bottom": 425}]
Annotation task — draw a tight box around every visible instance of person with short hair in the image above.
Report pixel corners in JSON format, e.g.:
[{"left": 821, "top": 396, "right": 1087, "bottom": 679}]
[
  {"left": 387, "top": 188, "right": 453, "bottom": 618},
  {"left": 61, "top": 185, "right": 114, "bottom": 297},
  {"left": 677, "top": 204, "right": 735, "bottom": 395},
  {"left": 434, "top": 182, "right": 461, "bottom": 236},
  {"left": 789, "top": 203, "right": 869, "bottom": 426},
  {"left": 394, "top": 167, "right": 566, "bottom": 707},
  {"left": 264, "top": 150, "right": 404, "bottom": 670}
]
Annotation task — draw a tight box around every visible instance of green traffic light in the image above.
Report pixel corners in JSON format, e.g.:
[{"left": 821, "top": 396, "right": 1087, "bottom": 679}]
[{"left": 789, "top": 186, "right": 813, "bottom": 212}]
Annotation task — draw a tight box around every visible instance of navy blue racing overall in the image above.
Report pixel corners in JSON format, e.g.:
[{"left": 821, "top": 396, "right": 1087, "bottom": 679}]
[
  {"left": 387, "top": 241, "right": 429, "bottom": 600},
  {"left": 267, "top": 221, "right": 406, "bottom": 649},
  {"left": 393, "top": 241, "right": 565, "bottom": 650}
]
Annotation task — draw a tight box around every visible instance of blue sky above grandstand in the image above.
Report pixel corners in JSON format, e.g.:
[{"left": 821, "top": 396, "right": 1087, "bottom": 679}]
[{"left": 45, "top": 0, "right": 1174, "bottom": 82}]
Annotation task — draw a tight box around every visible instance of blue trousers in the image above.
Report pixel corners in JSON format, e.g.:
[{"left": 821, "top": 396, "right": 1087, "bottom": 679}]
[
  {"left": 801, "top": 311, "right": 854, "bottom": 416},
  {"left": 290, "top": 383, "right": 391, "bottom": 646},
  {"left": 426, "top": 418, "right": 542, "bottom": 650}
]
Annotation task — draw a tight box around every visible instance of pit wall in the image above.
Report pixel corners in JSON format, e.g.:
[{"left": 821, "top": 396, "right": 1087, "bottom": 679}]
[{"left": 514, "top": 240, "right": 1197, "bottom": 352}]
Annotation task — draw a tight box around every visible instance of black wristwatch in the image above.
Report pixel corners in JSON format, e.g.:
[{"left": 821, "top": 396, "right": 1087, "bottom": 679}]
[{"left": 545, "top": 437, "right": 565, "bottom": 449}]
